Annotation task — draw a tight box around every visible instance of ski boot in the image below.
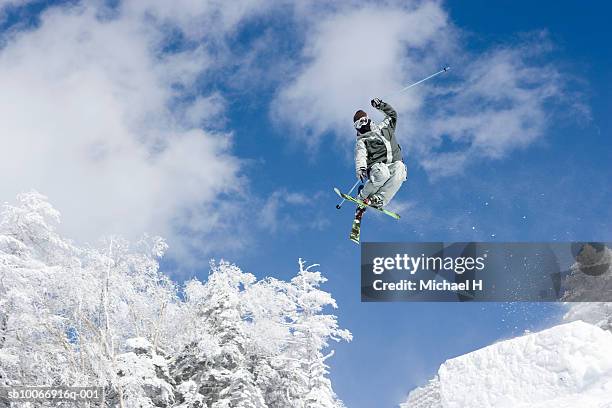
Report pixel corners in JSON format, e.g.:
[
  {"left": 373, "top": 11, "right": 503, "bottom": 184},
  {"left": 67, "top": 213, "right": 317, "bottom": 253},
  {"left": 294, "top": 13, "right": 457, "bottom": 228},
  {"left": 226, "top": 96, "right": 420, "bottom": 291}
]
[{"left": 367, "top": 194, "right": 384, "bottom": 209}]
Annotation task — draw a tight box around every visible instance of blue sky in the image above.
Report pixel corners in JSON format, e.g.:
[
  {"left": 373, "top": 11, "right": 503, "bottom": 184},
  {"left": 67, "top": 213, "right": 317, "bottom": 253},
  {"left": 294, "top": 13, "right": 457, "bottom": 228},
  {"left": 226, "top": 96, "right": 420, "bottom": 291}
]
[
  {"left": 216, "top": 2, "right": 611, "bottom": 406},
  {"left": 0, "top": 0, "right": 611, "bottom": 407}
]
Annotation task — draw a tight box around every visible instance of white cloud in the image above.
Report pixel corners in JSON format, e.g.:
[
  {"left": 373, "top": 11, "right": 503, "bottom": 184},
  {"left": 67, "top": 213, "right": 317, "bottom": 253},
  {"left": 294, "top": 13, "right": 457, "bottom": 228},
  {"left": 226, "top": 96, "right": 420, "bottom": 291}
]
[
  {"left": 273, "top": 2, "right": 583, "bottom": 177},
  {"left": 260, "top": 190, "right": 308, "bottom": 233},
  {"left": 260, "top": 191, "right": 286, "bottom": 233},
  {"left": 419, "top": 38, "right": 569, "bottom": 177},
  {"left": 0, "top": 0, "right": 355, "bottom": 266},
  {"left": 273, "top": 2, "right": 450, "bottom": 150},
  {"left": 182, "top": 92, "right": 227, "bottom": 129},
  {"left": 385, "top": 198, "right": 417, "bottom": 216},
  {"left": 0, "top": 0, "right": 588, "bottom": 266},
  {"left": 0, "top": 0, "right": 27, "bottom": 25},
  {"left": 121, "top": 0, "right": 274, "bottom": 41},
  {"left": 0, "top": 3, "right": 247, "bottom": 261},
  {"left": 0, "top": 0, "right": 28, "bottom": 11}
]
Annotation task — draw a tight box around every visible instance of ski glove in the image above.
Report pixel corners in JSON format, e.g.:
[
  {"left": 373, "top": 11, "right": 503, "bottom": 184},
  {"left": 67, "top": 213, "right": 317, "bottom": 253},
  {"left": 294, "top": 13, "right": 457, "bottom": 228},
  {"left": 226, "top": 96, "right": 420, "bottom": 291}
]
[
  {"left": 357, "top": 167, "right": 368, "bottom": 181},
  {"left": 371, "top": 98, "right": 383, "bottom": 109}
]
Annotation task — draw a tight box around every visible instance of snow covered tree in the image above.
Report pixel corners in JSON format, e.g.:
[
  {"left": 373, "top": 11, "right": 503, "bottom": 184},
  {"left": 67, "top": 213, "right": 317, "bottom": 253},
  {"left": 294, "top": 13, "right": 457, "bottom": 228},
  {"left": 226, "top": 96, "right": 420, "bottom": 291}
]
[
  {"left": 242, "top": 277, "right": 297, "bottom": 408},
  {"left": 0, "top": 192, "right": 181, "bottom": 401},
  {"left": 114, "top": 337, "right": 175, "bottom": 407},
  {"left": 172, "top": 260, "right": 352, "bottom": 408},
  {"left": 281, "top": 260, "right": 351, "bottom": 408},
  {"left": 0, "top": 192, "right": 351, "bottom": 408},
  {"left": 172, "top": 262, "right": 266, "bottom": 408},
  {"left": 0, "top": 191, "right": 85, "bottom": 387}
]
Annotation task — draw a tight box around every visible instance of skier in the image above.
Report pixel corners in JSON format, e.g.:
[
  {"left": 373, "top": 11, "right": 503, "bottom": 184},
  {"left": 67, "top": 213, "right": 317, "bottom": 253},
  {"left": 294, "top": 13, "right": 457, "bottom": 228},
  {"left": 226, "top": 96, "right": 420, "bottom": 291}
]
[{"left": 350, "top": 98, "right": 407, "bottom": 241}]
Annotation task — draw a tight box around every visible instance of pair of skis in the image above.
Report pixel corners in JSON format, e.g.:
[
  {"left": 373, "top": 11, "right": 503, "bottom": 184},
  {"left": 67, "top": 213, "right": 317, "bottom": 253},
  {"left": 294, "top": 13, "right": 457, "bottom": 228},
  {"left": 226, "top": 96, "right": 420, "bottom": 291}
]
[{"left": 333, "top": 188, "right": 400, "bottom": 244}]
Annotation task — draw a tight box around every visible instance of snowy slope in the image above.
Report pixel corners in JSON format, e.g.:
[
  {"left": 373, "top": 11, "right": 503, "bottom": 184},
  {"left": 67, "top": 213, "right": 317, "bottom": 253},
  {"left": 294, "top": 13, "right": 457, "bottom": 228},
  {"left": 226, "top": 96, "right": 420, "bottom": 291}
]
[{"left": 403, "top": 321, "right": 612, "bottom": 408}]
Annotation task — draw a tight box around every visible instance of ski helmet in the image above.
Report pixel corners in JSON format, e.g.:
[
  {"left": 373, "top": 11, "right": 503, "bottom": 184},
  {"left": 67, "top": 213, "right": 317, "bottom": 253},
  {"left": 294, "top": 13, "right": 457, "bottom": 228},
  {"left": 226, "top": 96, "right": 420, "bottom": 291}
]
[
  {"left": 353, "top": 109, "right": 371, "bottom": 133},
  {"left": 353, "top": 110, "right": 367, "bottom": 122}
]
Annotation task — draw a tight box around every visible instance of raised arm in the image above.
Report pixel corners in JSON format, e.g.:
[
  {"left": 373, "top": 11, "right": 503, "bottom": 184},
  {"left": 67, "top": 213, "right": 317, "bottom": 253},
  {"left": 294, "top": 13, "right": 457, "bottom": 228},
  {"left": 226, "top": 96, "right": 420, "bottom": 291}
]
[{"left": 371, "top": 98, "right": 397, "bottom": 131}]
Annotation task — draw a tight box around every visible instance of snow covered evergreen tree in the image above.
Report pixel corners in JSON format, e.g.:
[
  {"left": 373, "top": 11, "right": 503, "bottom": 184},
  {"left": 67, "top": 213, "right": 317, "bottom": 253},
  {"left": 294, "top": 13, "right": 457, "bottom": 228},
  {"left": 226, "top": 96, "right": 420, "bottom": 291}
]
[
  {"left": 283, "top": 260, "right": 351, "bottom": 408},
  {"left": 172, "top": 262, "right": 266, "bottom": 408},
  {"left": 115, "top": 337, "right": 175, "bottom": 407},
  {"left": 0, "top": 192, "right": 351, "bottom": 407},
  {"left": 171, "top": 260, "right": 352, "bottom": 408}
]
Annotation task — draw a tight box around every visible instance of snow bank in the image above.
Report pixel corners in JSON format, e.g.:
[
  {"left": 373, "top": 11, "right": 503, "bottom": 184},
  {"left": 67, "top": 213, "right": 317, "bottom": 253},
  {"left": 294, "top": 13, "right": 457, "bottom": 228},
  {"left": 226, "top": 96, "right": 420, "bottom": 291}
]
[{"left": 403, "top": 321, "right": 612, "bottom": 408}]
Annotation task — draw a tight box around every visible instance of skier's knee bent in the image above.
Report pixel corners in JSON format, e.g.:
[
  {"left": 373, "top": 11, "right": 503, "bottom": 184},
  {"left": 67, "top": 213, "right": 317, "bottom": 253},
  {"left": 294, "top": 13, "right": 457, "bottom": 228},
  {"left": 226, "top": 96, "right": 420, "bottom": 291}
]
[
  {"left": 357, "top": 162, "right": 390, "bottom": 201},
  {"left": 376, "top": 161, "right": 407, "bottom": 206},
  {"left": 369, "top": 162, "right": 391, "bottom": 188},
  {"left": 357, "top": 161, "right": 406, "bottom": 207}
]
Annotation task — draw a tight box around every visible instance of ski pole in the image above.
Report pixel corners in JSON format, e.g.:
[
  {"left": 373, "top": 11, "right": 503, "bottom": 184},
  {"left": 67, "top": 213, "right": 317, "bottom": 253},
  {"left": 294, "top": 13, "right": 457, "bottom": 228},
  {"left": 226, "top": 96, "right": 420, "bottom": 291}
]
[
  {"left": 382, "top": 66, "right": 450, "bottom": 99},
  {"left": 336, "top": 179, "right": 361, "bottom": 209}
]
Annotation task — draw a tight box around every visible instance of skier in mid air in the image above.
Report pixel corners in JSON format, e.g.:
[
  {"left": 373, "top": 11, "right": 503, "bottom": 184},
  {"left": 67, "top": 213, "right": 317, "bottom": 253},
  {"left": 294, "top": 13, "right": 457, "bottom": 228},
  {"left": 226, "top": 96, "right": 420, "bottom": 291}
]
[
  {"left": 349, "top": 97, "right": 407, "bottom": 242},
  {"left": 335, "top": 67, "right": 450, "bottom": 243}
]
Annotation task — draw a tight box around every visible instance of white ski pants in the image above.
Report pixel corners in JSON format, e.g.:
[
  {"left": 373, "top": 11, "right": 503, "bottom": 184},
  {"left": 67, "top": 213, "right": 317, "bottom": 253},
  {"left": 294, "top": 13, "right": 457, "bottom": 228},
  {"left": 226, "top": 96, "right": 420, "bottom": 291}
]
[{"left": 358, "top": 161, "right": 407, "bottom": 206}]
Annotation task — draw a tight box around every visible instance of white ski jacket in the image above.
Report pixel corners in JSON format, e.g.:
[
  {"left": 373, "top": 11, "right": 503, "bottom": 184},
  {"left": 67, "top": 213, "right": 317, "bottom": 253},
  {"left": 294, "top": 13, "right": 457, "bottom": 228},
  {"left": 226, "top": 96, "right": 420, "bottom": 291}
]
[{"left": 355, "top": 101, "right": 402, "bottom": 175}]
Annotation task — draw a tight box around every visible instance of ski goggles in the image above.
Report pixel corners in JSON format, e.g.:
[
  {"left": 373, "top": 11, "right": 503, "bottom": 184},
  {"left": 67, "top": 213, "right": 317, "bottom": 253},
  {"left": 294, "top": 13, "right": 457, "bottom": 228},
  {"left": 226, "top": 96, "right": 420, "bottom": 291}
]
[{"left": 354, "top": 116, "right": 369, "bottom": 129}]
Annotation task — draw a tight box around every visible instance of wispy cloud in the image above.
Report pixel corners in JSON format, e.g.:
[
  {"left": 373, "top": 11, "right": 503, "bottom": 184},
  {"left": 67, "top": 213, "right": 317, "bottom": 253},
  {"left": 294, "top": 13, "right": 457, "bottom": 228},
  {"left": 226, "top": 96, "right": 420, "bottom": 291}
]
[
  {"left": 385, "top": 198, "right": 418, "bottom": 216},
  {"left": 419, "top": 35, "right": 582, "bottom": 177},
  {"left": 260, "top": 189, "right": 328, "bottom": 233},
  {"left": 273, "top": 2, "right": 451, "bottom": 150},
  {"left": 0, "top": 0, "right": 592, "bottom": 266},
  {"left": 0, "top": 0, "right": 27, "bottom": 14},
  {"left": 273, "top": 2, "right": 587, "bottom": 177},
  {"left": 0, "top": 0, "right": 346, "bottom": 266}
]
